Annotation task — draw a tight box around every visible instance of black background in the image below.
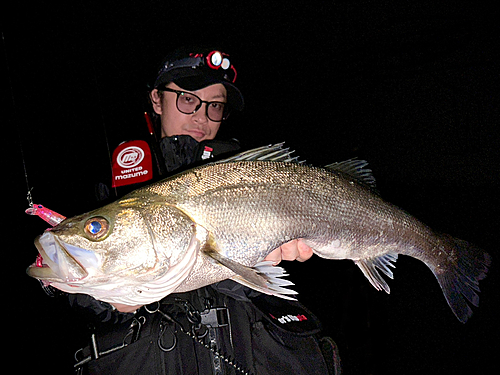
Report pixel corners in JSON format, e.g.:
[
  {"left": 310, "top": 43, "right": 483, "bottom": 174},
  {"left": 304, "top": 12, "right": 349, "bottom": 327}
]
[{"left": 2, "top": 1, "right": 498, "bottom": 374}]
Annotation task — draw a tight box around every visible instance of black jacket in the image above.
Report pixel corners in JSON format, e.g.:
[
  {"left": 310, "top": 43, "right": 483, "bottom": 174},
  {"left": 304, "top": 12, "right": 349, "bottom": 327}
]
[{"left": 74, "top": 282, "right": 340, "bottom": 374}]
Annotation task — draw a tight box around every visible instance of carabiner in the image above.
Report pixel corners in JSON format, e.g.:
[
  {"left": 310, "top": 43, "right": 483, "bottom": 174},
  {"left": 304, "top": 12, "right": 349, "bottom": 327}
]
[{"left": 158, "top": 321, "right": 177, "bottom": 352}]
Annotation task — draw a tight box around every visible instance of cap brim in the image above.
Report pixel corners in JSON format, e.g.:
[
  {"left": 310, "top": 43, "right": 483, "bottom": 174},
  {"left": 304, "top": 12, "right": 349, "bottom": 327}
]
[{"left": 173, "top": 75, "right": 244, "bottom": 112}]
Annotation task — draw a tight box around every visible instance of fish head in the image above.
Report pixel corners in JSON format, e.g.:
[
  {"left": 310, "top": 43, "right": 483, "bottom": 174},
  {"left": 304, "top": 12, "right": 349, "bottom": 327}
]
[{"left": 27, "top": 197, "right": 201, "bottom": 305}]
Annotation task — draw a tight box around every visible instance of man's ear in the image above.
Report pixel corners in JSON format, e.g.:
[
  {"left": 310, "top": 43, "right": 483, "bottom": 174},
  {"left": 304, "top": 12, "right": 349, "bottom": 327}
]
[{"left": 150, "top": 89, "right": 163, "bottom": 115}]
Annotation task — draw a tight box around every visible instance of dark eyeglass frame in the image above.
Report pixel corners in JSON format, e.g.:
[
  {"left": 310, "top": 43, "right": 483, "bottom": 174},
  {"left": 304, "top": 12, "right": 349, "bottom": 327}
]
[{"left": 160, "top": 87, "right": 229, "bottom": 122}]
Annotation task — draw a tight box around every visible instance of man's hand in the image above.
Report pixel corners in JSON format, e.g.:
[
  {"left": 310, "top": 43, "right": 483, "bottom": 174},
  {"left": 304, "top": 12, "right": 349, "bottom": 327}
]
[
  {"left": 111, "top": 303, "right": 144, "bottom": 313},
  {"left": 264, "top": 239, "right": 313, "bottom": 265}
]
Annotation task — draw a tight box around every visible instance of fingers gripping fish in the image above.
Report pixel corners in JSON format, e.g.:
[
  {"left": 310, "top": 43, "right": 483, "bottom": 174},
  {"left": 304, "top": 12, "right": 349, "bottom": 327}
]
[{"left": 26, "top": 144, "right": 491, "bottom": 323}]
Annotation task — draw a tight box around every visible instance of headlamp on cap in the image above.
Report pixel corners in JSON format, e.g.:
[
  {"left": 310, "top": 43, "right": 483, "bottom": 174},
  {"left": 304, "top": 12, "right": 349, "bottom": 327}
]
[
  {"left": 206, "top": 51, "right": 234, "bottom": 73},
  {"left": 156, "top": 50, "right": 237, "bottom": 86}
]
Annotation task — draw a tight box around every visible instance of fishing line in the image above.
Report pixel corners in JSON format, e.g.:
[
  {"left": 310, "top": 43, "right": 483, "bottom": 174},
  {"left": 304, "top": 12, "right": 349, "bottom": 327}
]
[
  {"left": 81, "top": 23, "right": 118, "bottom": 199},
  {"left": 89, "top": 58, "right": 118, "bottom": 199},
  {"left": 2, "top": 31, "right": 34, "bottom": 208}
]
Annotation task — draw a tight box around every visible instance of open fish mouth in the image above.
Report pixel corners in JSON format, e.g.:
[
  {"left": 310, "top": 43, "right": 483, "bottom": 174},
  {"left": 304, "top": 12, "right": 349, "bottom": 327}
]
[{"left": 27, "top": 232, "right": 90, "bottom": 283}]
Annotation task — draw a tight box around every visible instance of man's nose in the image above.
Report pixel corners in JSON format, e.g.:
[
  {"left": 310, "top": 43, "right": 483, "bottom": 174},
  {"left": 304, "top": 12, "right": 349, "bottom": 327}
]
[{"left": 192, "top": 103, "right": 209, "bottom": 123}]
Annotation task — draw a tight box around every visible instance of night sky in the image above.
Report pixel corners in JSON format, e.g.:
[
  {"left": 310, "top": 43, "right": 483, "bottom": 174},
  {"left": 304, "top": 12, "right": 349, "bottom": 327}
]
[{"left": 3, "top": 1, "right": 498, "bottom": 374}]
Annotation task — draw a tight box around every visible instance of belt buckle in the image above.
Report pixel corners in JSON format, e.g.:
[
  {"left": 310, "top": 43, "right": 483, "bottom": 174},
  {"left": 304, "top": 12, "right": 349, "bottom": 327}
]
[{"left": 200, "top": 307, "right": 229, "bottom": 328}]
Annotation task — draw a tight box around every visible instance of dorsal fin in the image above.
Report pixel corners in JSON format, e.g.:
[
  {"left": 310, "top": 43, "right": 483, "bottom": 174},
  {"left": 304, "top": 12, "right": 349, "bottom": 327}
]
[
  {"left": 324, "top": 158, "right": 377, "bottom": 188},
  {"left": 219, "top": 143, "right": 376, "bottom": 188},
  {"left": 219, "top": 143, "right": 304, "bottom": 163}
]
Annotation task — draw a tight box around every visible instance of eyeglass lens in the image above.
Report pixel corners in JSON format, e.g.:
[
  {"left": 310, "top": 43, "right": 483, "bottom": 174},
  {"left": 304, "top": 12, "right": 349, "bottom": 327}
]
[{"left": 177, "top": 92, "right": 226, "bottom": 122}]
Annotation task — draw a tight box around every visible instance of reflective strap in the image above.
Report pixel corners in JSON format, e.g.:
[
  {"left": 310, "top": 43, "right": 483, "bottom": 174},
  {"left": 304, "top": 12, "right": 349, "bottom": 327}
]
[
  {"left": 200, "top": 307, "right": 230, "bottom": 375},
  {"left": 208, "top": 327, "right": 224, "bottom": 375}
]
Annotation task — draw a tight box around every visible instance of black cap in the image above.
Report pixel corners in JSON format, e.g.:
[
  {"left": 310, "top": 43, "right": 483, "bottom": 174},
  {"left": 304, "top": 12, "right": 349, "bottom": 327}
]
[{"left": 153, "top": 47, "right": 244, "bottom": 111}]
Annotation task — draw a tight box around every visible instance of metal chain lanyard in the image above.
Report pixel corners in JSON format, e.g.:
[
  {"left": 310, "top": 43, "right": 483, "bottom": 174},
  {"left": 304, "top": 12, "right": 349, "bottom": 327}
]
[{"left": 145, "top": 301, "right": 251, "bottom": 375}]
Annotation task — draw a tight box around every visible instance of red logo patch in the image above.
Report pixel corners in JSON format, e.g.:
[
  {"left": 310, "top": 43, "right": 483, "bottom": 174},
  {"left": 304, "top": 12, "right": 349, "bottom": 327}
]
[{"left": 112, "top": 140, "right": 152, "bottom": 187}]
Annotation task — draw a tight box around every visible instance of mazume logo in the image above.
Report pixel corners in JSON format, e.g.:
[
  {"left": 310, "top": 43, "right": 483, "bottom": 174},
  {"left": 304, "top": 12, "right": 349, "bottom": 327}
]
[{"left": 117, "top": 146, "right": 144, "bottom": 168}]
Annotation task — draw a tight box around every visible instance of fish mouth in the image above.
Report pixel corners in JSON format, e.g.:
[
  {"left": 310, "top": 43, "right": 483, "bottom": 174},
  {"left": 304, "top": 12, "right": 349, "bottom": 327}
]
[{"left": 27, "top": 232, "right": 89, "bottom": 283}]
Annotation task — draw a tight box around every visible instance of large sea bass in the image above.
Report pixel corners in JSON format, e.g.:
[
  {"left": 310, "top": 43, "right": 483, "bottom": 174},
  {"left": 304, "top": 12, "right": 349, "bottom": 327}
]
[{"left": 27, "top": 144, "right": 491, "bottom": 323}]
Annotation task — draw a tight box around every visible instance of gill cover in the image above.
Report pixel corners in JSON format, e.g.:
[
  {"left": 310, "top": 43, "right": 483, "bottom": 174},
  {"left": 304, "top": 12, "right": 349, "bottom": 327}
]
[{"left": 69, "top": 201, "right": 205, "bottom": 305}]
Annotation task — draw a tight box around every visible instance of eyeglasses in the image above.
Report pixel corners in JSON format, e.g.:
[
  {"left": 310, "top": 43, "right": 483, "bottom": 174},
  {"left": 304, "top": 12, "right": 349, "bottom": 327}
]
[{"left": 161, "top": 87, "right": 229, "bottom": 122}]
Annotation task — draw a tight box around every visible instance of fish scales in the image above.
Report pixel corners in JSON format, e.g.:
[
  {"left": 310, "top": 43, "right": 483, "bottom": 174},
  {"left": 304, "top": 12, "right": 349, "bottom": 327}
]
[
  {"left": 140, "top": 161, "right": 435, "bottom": 265},
  {"left": 27, "top": 145, "right": 491, "bottom": 322}
]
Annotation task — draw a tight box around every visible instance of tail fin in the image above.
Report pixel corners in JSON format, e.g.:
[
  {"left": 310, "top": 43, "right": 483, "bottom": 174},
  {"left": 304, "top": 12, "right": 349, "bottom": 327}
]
[{"left": 429, "top": 234, "right": 491, "bottom": 323}]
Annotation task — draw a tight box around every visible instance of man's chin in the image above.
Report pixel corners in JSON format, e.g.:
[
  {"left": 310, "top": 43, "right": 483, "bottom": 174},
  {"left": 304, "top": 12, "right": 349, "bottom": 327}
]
[{"left": 185, "top": 130, "right": 207, "bottom": 142}]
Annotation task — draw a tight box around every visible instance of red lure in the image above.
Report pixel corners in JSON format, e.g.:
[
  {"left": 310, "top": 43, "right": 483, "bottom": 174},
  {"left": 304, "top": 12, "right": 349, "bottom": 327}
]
[
  {"left": 25, "top": 204, "right": 66, "bottom": 227},
  {"left": 26, "top": 204, "right": 66, "bottom": 268}
]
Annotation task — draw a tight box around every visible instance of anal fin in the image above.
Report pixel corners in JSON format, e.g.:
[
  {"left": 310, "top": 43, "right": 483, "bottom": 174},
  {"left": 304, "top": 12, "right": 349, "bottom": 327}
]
[
  {"left": 355, "top": 253, "right": 398, "bottom": 293},
  {"left": 203, "top": 244, "right": 297, "bottom": 299},
  {"left": 231, "top": 261, "right": 298, "bottom": 300}
]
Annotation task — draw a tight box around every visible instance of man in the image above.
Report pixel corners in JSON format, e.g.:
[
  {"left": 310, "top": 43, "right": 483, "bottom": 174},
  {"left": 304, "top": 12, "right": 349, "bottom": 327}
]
[{"left": 74, "top": 47, "right": 340, "bottom": 375}]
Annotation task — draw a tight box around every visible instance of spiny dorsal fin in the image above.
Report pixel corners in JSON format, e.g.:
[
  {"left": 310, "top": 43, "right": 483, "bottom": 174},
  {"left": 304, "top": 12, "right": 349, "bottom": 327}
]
[
  {"left": 220, "top": 143, "right": 376, "bottom": 189},
  {"left": 324, "top": 158, "right": 377, "bottom": 188},
  {"left": 219, "top": 143, "right": 304, "bottom": 164}
]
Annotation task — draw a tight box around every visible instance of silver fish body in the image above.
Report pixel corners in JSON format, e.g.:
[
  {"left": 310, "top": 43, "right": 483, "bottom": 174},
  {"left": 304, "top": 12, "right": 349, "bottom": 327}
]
[{"left": 27, "top": 145, "right": 491, "bottom": 323}]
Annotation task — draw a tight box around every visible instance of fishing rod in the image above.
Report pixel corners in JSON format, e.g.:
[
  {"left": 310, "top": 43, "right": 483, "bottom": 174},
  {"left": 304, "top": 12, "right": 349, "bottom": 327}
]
[
  {"left": 3, "top": 32, "right": 32, "bottom": 205},
  {"left": 3, "top": 31, "right": 78, "bottom": 225}
]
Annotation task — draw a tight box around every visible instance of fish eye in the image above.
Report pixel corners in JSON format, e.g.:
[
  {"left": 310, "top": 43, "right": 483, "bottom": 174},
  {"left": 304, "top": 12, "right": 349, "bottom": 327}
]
[{"left": 84, "top": 217, "right": 109, "bottom": 240}]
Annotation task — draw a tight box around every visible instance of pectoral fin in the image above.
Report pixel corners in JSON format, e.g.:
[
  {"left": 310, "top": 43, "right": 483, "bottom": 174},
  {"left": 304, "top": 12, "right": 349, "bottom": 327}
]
[{"left": 203, "top": 244, "right": 297, "bottom": 300}]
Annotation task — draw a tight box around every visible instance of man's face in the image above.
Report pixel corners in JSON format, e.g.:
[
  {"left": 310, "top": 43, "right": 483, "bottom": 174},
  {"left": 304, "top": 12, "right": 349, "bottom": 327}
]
[{"left": 151, "top": 82, "right": 227, "bottom": 142}]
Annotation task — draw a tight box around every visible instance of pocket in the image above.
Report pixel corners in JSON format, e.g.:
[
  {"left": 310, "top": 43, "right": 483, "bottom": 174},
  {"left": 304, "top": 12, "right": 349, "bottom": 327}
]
[
  {"left": 251, "top": 320, "right": 331, "bottom": 375},
  {"left": 250, "top": 294, "right": 323, "bottom": 337}
]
